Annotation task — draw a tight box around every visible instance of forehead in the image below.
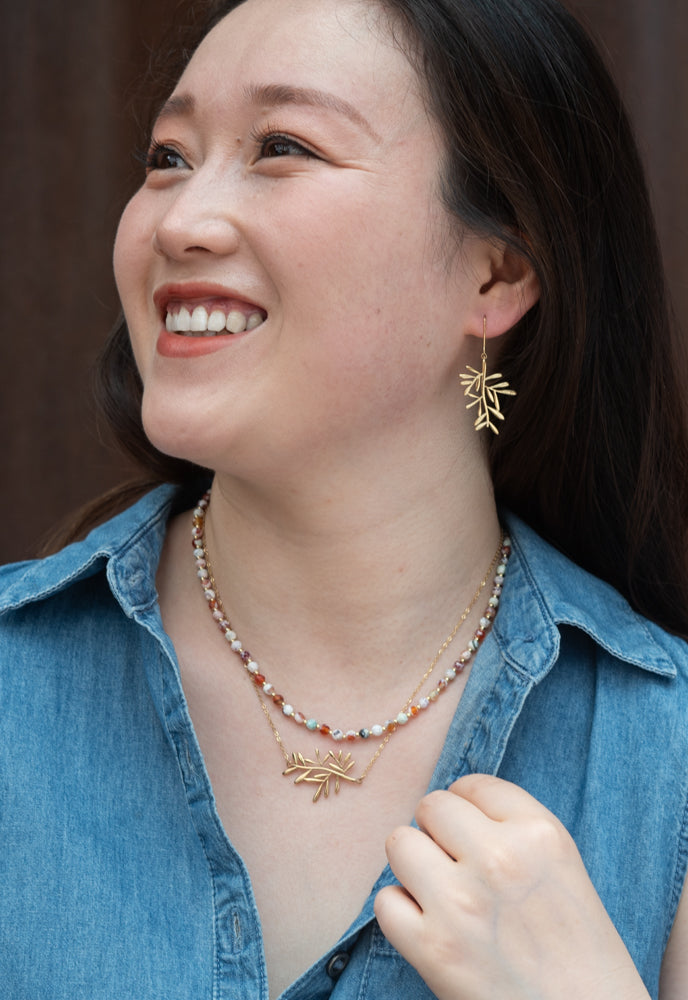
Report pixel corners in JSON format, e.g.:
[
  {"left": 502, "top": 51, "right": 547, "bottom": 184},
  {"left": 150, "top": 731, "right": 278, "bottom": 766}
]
[{"left": 172, "top": 0, "right": 422, "bottom": 130}]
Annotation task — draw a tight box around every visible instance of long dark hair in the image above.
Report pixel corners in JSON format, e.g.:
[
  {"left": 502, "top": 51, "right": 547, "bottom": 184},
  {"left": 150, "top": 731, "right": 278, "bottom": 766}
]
[{"left": 74, "top": 0, "right": 688, "bottom": 636}]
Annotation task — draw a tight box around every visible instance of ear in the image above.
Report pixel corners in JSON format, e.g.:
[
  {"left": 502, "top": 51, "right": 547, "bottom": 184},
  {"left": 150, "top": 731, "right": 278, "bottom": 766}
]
[{"left": 469, "top": 242, "right": 540, "bottom": 340}]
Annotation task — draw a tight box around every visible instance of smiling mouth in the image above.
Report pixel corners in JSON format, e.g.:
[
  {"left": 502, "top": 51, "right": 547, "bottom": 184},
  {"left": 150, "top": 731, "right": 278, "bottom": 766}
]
[{"left": 165, "top": 303, "right": 267, "bottom": 336}]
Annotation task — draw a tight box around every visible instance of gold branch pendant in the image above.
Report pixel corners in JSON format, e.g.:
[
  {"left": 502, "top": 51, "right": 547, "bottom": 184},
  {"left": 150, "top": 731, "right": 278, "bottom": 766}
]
[
  {"left": 283, "top": 749, "right": 361, "bottom": 802},
  {"left": 459, "top": 359, "right": 516, "bottom": 434}
]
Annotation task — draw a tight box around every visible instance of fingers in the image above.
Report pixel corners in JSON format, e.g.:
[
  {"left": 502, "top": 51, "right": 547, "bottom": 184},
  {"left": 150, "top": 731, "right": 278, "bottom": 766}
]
[
  {"left": 380, "top": 775, "right": 575, "bottom": 942},
  {"left": 375, "top": 776, "right": 647, "bottom": 1000},
  {"left": 382, "top": 822, "right": 459, "bottom": 910},
  {"left": 448, "top": 772, "right": 551, "bottom": 822},
  {"left": 414, "top": 785, "right": 492, "bottom": 862}
]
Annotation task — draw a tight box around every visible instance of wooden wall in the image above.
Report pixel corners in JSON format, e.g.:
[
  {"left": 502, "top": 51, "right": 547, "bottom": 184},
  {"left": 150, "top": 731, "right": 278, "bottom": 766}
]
[{"left": 1, "top": 0, "right": 686, "bottom": 562}]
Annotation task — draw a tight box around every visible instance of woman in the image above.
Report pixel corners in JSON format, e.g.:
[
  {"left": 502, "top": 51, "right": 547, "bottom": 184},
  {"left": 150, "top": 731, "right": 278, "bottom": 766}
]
[{"left": 1, "top": 0, "right": 687, "bottom": 996}]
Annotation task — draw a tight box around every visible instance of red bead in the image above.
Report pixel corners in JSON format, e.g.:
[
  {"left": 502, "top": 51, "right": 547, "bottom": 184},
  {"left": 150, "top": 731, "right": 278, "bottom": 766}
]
[
  {"left": 253, "top": 673, "right": 265, "bottom": 686},
  {"left": 273, "top": 695, "right": 285, "bottom": 707},
  {"left": 320, "top": 724, "right": 331, "bottom": 735}
]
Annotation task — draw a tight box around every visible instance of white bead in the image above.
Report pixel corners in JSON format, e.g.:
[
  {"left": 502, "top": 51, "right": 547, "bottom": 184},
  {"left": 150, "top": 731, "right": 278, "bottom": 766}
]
[
  {"left": 371, "top": 725, "right": 384, "bottom": 737},
  {"left": 230, "top": 640, "right": 242, "bottom": 651},
  {"left": 282, "top": 704, "right": 294, "bottom": 717},
  {"left": 246, "top": 660, "right": 258, "bottom": 674}
]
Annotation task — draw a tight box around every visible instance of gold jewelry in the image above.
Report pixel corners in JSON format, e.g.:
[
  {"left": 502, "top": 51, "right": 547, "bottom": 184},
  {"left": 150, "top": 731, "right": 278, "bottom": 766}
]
[
  {"left": 459, "top": 315, "right": 516, "bottom": 434},
  {"left": 192, "top": 495, "right": 510, "bottom": 801}
]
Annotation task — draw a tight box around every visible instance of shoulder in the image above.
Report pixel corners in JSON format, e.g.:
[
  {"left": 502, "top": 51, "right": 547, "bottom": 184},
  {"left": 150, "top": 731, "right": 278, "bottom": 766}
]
[
  {"left": 0, "top": 484, "right": 179, "bottom": 620},
  {"left": 499, "top": 511, "right": 687, "bottom": 684},
  {"left": 497, "top": 514, "right": 688, "bottom": 990}
]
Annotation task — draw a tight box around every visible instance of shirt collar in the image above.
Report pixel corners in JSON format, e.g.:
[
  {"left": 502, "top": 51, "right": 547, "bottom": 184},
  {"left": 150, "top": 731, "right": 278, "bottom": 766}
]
[
  {"left": 0, "top": 490, "right": 678, "bottom": 680},
  {"left": 0, "top": 484, "right": 176, "bottom": 616},
  {"left": 499, "top": 511, "right": 678, "bottom": 680}
]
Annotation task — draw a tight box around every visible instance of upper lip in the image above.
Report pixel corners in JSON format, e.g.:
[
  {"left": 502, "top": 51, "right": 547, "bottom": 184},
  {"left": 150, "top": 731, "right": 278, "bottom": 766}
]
[{"left": 153, "top": 281, "right": 266, "bottom": 319}]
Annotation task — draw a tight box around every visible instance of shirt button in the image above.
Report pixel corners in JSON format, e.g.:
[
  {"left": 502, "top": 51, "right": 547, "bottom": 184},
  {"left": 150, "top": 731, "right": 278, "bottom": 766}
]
[{"left": 326, "top": 952, "right": 350, "bottom": 980}]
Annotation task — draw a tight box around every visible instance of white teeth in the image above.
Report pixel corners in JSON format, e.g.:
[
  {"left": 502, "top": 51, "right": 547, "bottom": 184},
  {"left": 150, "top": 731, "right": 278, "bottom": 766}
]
[
  {"left": 190, "top": 306, "right": 208, "bottom": 331},
  {"left": 165, "top": 304, "right": 265, "bottom": 335},
  {"left": 226, "top": 310, "right": 247, "bottom": 334},
  {"left": 177, "top": 306, "right": 191, "bottom": 332},
  {"left": 208, "top": 309, "right": 226, "bottom": 332}
]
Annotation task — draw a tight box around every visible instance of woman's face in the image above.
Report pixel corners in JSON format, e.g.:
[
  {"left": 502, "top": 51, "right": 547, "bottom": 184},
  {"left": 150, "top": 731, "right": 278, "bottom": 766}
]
[{"left": 114, "top": 0, "right": 483, "bottom": 477}]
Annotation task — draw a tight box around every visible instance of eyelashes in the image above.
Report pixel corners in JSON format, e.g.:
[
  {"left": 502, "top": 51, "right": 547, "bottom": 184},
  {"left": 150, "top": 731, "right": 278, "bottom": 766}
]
[
  {"left": 248, "top": 125, "right": 317, "bottom": 160},
  {"left": 143, "top": 141, "right": 188, "bottom": 173},
  {"left": 138, "top": 126, "right": 319, "bottom": 175}
]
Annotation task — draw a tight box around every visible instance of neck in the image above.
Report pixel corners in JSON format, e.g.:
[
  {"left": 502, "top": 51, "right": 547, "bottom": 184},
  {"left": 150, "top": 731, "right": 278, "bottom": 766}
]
[{"left": 199, "top": 437, "right": 501, "bottom": 679}]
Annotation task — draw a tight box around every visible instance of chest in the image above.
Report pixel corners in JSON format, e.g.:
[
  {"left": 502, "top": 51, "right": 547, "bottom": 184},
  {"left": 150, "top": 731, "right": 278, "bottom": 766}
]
[
  {"left": 172, "top": 621, "right": 462, "bottom": 999},
  {"left": 189, "top": 671, "right": 452, "bottom": 997}
]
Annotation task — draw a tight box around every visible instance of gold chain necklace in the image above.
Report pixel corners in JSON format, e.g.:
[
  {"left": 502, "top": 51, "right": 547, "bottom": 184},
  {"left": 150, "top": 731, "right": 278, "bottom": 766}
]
[{"left": 192, "top": 493, "right": 510, "bottom": 802}]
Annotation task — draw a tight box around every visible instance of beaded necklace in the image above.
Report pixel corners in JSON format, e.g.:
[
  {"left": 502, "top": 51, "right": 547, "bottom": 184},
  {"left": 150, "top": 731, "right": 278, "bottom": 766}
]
[{"left": 192, "top": 492, "right": 510, "bottom": 801}]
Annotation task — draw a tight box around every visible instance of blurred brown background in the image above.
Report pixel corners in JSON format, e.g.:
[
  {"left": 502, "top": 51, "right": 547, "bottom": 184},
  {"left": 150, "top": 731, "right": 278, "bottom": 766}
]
[{"left": 1, "top": 0, "right": 686, "bottom": 563}]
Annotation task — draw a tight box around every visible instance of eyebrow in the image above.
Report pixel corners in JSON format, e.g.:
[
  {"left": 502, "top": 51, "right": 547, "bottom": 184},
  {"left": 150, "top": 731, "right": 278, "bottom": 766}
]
[
  {"left": 243, "top": 83, "right": 381, "bottom": 141},
  {"left": 153, "top": 93, "right": 195, "bottom": 128},
  {"left": 152, "top": 85, "right": 381, "bottom": 142}
]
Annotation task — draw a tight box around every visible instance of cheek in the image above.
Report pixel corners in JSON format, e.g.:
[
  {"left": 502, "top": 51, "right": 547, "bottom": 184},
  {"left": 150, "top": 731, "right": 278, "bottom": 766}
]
[{"left": 113, "top": 194, "right": 150, "bottom": 305}]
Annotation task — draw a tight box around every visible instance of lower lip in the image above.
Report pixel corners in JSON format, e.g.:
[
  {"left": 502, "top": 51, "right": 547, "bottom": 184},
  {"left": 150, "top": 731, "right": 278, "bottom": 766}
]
[{"left": 156, "top": 329, "right": 243, "bottom": 358}]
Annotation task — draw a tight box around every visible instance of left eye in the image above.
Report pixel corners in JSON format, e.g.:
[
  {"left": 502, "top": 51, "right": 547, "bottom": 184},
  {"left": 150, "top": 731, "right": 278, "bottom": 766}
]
[
  {"left": 145, "top": 142, "right": 188, "bottom": 172},
  {"left": 258, "top": 134, "right": 314, "bottom": 159}
]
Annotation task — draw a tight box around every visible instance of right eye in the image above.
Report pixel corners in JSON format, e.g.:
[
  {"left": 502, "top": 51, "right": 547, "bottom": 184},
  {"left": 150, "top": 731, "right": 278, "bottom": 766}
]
[{"left": 145, "top": 141, "right": 188, "bottom": 173}]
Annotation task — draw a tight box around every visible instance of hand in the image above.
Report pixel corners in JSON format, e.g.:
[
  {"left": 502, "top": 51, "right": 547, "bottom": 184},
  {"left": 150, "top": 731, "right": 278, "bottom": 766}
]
[{"left": 374, "top": 774, "right": 649, "bottom": 1000}]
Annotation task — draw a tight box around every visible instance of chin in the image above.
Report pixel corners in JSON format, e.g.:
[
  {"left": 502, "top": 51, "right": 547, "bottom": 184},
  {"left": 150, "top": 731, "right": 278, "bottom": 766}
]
[{"left": 140, "top": 398, "right": 223, "bottom": 471}]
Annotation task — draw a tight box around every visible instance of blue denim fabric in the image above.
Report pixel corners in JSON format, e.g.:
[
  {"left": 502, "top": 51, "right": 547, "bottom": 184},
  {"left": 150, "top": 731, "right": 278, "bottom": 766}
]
[{"left": 1, "top": 485, "right": 687, "bottom": 999}]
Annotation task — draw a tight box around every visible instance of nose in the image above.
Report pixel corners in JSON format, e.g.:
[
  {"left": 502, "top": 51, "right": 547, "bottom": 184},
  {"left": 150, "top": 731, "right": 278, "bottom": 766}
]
[{"left": 152, "top": 166, "right": 242, "bottom": 260}]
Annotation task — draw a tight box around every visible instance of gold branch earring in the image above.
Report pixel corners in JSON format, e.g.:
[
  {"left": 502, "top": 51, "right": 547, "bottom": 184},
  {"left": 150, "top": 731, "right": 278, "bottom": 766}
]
[{"left": 459, "top": 316, "right": 516, "bottom": 434}]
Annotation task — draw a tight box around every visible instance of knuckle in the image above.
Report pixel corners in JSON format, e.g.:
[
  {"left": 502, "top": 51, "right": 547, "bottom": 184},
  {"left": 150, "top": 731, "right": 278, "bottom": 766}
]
[
  {"left": 526, "top": 812, "right": 572, "bottom": 858},
  {"left": 385, "top": 823, "right": 414, "bottom": 854},
  {"left": 481, "top": 816, "right": 573, "bottom": 888},
  {"left": 415, "top": 789, "right": 448, "bottom": 828}
]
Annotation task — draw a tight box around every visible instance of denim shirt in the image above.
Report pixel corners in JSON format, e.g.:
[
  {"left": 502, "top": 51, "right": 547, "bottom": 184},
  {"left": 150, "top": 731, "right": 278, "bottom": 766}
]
[{"left": 1, "top": 485, "right": 687, "bottom": 1000}]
